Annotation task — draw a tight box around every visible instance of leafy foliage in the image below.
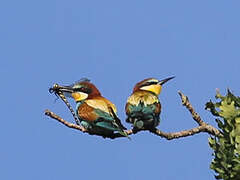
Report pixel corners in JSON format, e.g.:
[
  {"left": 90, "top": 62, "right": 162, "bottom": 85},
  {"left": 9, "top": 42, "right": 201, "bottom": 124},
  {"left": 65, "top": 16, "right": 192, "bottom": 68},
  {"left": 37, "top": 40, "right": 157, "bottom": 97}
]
[{"left": 206, "top": 90, "right": 240, "bottom": 179}]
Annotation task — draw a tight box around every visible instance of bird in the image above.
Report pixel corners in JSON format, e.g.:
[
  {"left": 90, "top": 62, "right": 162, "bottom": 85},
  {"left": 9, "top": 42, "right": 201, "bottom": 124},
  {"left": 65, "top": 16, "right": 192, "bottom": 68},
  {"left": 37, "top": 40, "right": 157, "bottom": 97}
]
[
  {"left": 56, "top": 78, "right": 128, "bottom": 138},
  {"left": 125, "top": 77, "right": 174, "bottom": 130}
]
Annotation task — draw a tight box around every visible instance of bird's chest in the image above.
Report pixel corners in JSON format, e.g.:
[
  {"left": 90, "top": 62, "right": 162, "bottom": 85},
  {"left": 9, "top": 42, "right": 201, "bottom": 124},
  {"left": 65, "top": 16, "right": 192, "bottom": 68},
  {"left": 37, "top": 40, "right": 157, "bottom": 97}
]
[
  {"left": 76, "top": 101, "right": 87, "bottom": 120},
  {"left": 128, "top": 92, "right": 159, "bottom": 107}
]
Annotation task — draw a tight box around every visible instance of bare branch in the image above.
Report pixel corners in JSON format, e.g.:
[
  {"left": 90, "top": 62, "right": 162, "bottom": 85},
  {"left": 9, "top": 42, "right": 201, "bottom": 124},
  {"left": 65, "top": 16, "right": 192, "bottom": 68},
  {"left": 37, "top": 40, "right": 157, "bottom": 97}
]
[
  {"left": 150, "top": 124, "right": 221, "bottom": 140},
  {"left": 178, "top": 91, "right": 205, "bottom": 125},
  {"left": 45, "top": 109, "right": 87, "bottom": 132},
  {"left": 45, "top": 90, "right": 221, "bottom": 139},
  {"left": 177, "top": 91, "right": 221, "bottom": 137}
]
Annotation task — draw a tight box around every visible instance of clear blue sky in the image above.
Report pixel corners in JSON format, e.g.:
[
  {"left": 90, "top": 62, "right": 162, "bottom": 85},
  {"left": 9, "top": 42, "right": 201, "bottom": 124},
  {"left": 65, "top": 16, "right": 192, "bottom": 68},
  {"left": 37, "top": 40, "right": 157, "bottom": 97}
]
[{"left": 1, "top": 1, "right": 239, "bottom": 179}]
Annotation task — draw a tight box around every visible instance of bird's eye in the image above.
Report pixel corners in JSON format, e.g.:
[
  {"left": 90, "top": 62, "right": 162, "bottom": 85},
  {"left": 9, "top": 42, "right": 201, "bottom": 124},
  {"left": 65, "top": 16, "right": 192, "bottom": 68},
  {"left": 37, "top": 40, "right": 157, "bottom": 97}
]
[
  {"left": 74, "top": 86, "right": 91, "bottom": 94},
  {"left": 75, "top": 87, "right": 87, "bottom": 92},
  {"left": 80, "top": 87, "right": 85, "bottom": 91},
  {"left": 142, "top": 81, "right": 158, "bottom": 87},
  {"left": 75, "top": 87, "right": 82, "bottom": 91}
]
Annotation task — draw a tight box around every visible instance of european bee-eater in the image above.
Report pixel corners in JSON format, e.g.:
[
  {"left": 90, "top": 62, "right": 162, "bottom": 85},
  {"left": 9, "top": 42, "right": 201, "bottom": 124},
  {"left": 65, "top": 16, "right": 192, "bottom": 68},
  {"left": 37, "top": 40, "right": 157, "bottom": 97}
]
[
  {"left": 56, "top": 78, "right": 128, "bottom": 137},
  {"left": 125, "top": 77, "right": 174, "bottom": 130}
]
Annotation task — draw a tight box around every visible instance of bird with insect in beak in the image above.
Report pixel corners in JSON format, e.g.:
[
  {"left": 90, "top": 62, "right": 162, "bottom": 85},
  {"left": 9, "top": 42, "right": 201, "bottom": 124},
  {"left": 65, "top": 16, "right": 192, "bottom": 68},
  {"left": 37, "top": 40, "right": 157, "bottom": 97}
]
[
  {"left": 52, "top": 78, "right": 129, "bottom": 138},
  {"left": 125, "top": 77, "right": 175, "bottom": 130}
]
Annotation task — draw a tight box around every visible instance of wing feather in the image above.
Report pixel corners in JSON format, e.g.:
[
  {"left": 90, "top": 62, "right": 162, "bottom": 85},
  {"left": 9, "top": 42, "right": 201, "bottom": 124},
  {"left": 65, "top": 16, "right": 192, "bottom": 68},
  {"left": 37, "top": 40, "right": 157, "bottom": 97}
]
[{"left": 85, "top": 97, "right": 117, "bottom": 114}]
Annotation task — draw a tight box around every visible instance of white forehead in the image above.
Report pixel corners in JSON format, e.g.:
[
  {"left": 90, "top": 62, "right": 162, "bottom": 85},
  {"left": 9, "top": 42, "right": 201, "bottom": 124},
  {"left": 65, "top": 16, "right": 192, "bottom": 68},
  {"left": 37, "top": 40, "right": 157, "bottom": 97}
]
[
  {"left": 73, "top": 84, "right": 82, "bottom": 88},
  {"left": 146, "top": 78, "right": 158, "bottom": 83}
]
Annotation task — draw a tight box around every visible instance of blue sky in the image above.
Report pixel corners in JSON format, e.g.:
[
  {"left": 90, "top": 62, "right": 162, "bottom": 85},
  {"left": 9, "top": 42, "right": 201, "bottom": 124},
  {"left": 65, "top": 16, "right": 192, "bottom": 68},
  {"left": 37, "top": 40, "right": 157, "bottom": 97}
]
[{"left": 1, "top": 0, "right": 240, "bottom": 179}]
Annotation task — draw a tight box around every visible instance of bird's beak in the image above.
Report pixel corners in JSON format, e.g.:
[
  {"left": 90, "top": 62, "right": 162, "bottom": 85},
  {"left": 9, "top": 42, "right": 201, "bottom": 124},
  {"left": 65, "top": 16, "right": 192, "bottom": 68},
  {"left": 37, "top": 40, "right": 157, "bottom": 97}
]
[
  {"left": 158, "top": 76, "right": 175, "bottom": 85},
  {"left": 49, "top": 83, "right": 74, "bottom": 94}
]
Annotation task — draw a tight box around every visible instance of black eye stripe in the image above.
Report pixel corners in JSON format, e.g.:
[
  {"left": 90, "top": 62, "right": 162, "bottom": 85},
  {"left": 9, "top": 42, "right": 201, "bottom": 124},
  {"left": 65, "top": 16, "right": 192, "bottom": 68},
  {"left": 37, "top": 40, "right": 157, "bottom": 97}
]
[
  {"left": 75, "top": 87, "right": 91, "bottom": 94},
  {"left": 140, "top": 81, "right": 158, "bottom": 87}
]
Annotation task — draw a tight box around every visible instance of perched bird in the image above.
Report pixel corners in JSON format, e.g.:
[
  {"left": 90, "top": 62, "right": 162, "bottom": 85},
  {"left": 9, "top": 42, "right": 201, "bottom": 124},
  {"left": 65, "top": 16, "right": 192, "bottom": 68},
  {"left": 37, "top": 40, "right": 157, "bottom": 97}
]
[
  {"left": 125, "top": 77, "right": 174, "bottom": 130},
  {"left": 56, "top": 78, "right": 128, "bottom": 138}
]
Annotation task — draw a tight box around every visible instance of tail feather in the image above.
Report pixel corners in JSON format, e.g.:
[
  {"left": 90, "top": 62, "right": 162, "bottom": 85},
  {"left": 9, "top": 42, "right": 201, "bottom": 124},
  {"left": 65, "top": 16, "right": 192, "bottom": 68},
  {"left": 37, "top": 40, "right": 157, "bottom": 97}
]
[
  {"left": 108, "top": 106, "right": 127, "bottom": 130},
  {"left": 108, "top": 106, "right": 131, "bottom": 138}
]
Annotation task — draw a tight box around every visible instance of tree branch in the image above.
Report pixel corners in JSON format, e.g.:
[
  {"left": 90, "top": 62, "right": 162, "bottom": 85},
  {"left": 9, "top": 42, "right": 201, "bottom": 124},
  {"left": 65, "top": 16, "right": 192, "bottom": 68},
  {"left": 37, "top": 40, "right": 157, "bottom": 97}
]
[
  {"left": 45, "top": 110, "right": 87, "bottom": 132},
  {"left": 150, "top": 124, "right": 221, "bottom": 140},
  {"left": 45, "top": 109, "right": 133, "bottom": 138},
  {"left": 45, "top": 90, "right": 221, "bottom": 139},
  {"left": 178, "top": 91, "right": 205, "bottom": 126}
]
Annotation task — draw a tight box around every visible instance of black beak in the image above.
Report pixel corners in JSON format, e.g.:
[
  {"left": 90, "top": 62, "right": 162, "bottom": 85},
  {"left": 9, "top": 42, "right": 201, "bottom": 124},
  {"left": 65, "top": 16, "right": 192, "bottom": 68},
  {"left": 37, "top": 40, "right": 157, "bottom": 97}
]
[
  {"left": 49, "top": 83, "right": 74, "bottom": 94},
  {"left": 158, "top": 76, "right": 175, "bottom": 85}
]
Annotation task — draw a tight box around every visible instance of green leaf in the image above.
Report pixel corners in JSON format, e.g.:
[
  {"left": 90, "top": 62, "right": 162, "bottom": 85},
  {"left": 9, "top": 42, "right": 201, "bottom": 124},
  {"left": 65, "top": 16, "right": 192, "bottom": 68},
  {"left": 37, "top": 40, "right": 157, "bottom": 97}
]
[
  {"left": 235, "top": 117, "right": 240, "bottom": 124},
  {"left": 219, "top": 101, "right": 238, "bottom": 119},
  {"left": 209, "top": 137, "right": 216, "bottom": 145},
  {"left": 232, "top": 163, "right": 240, "bottom": 171},
  {"left": 232, "top": 158, "right": 240, "bottom": 164},
  {"left": 215, "top": 167, "right": 225, "bottom": 174},
  {"left": 235, "top": 135, "right": 240, "bottom": 144}
]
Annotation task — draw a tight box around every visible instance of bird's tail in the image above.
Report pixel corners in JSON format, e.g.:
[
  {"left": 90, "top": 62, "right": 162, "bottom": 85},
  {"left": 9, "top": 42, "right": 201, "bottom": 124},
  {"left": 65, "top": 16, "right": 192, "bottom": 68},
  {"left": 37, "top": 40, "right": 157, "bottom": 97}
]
[{"left": 108, "top": 106, "right": 130, "bottom": 139}]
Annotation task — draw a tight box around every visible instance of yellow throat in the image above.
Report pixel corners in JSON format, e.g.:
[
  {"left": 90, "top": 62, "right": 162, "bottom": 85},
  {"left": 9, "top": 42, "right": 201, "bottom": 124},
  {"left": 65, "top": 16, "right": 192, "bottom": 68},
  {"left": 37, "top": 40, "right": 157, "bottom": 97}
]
[
  {"left": 140, "top": 84, "right": 162, "bottom": 95},
  {"left": 72, "top": 92, "right": 88, "bottom": 101}
]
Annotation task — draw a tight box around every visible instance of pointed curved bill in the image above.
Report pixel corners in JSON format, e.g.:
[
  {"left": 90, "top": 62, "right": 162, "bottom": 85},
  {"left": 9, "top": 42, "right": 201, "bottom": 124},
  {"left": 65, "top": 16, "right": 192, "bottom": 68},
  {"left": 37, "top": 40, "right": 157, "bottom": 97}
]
[
  {"left": 58, "top": 85, "right": 75, "bottom": 98},
  {"left": 158, "top": 76, "right": 175, "bottom": 85},
  {"left": 56, "top": 85, "right": 74, "bottom": 93}
]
